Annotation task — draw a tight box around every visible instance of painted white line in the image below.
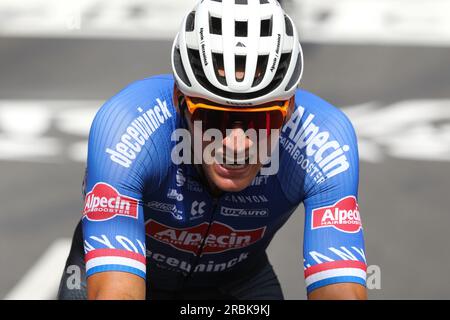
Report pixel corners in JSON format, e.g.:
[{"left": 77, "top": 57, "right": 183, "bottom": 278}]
[
  {"left": 1, "top": 0, "right": 450, "bottom": 46},
  {"left": 67, "top": 141, "right": 88, "bottom": 163},
  {"left": 0, "top": 0, "right": 195, "bottom": 39},
  {"left": 293, "top": 0, "right": 450, "bottom": 47},
  {"left": 342, "top": 100, "right": 450, "bottom": 163},
  {"left": 1, "top": 99, "right": 450, "bottom": 164},
  {"left": 0, "top": 135, "right": 61, "bottom": 161},
  {"left": 54, "top": 107, "right": 98, "bottom": 137},
  {"left": 0, "top": 104, "right": 51, "bottom": 137},
  {"left": 0, "top": 100, "right": 99, "bottom": 163},
  {"left": 4, "top": 238, "right": 72, "bottom": 300}
]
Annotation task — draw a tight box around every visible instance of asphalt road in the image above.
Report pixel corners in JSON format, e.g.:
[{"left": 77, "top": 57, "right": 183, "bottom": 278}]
[{"left": 1, "top": 36, "right": 449, "bottom": 299}]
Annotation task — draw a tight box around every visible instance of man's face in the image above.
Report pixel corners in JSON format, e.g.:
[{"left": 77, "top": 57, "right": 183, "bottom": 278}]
[
  {"left": 184, "top": 110, "right": 264, "bottom": 193},
  {"left": 181, "top": 96, "right": 295, "bottom": 194}
]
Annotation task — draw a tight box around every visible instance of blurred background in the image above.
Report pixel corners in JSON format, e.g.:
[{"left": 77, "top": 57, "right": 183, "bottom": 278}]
[{"left": 1, "top": 0, "right": 449, "bottom": 299}]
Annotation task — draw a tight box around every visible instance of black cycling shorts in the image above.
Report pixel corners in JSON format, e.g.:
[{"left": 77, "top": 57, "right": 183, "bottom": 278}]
[{"left": 57, "top": 220, "right": 284, "bottom": 300}]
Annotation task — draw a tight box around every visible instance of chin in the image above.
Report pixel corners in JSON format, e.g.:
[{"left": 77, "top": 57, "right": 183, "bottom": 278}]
[
  {"left": 213, "top": 179, "right": 251, "bottom": 193},
  {"left": 203, "top": 163, "right": 262, "bottom": 193}
]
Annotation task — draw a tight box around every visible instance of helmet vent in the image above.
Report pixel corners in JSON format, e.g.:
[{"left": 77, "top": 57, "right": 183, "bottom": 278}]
[
  {"left": 212, "top": 53, "right": 227, "bottom": 85},
  {"left": 277, "top": 53, "right": 292, "bottom": 76},
  {"left": 187, "top": 49, "right": 203, "bottom": 77},
  {"left": 186, "top": 11, "right": 195, "bottom": 32},
  {"left": 285, "top": 15, "right": 294, "bottom": 36},
  {"left": 260, "top": 0, "right": 269, "bottom": 4},
  {"left": 210, "top": 15, "right": 222, "bottom": 35},
  {"left": 235, "top": 0, "right": 248, "bottom": 4},
  {"left": 235, "top": 55, "right": 247, "bottom": 82},
  {"left": 187, "top": 48, "right": 292, "bottom": 100},
  {"left": 260, "top": 17, "right": 273, "bottom": 37},
  {"left": 173, "top": 46, "right": 192, "bottom": 87},
  {"left": 252, "top": 55, "right": 269, "bottom": 87},
  {"left": 285, "top": 52, "right": 302, "bottom": 91},
  {"left": 235, "top": 21, "right": 248, "bottom": 37}
]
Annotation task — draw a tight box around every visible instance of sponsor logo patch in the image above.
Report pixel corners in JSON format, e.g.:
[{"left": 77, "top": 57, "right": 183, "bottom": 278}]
[
  {"left": 190, "top": 201, "right": 206, "bottom": 218},
  {"left": 311, "top": 196, "right": 361, "bottom": 233},
  {"left": 83, "top": 183, "right": 139, "bottom": 221},
  {"left": 224, "top": 194, "right": 269, "bottom": 204},
  {"left": 220, "top": 207, "right": 269, "bottom": 217},
  {"left": 175, "top": 168, "right": 186, "bottom": 187},
  {"left": 146, "top": 201, "right": 183, "bottom": 220},
  {"left": 167, "top": 188, "right": 184, "bottom": 201},
  {"left": 281, "top": 106, "right": 351, "bottom": 184},
  {"left": 146, "top": 220, "right": 266, "bottom": 255}
]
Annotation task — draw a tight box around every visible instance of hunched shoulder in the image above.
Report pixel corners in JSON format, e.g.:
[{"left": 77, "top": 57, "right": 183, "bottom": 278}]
[
  {"left": 277, "top": 89, "right": 359, "bottom": 202},
  {"left": 87, "top": 75, "right": 178, "bottom": 193}
]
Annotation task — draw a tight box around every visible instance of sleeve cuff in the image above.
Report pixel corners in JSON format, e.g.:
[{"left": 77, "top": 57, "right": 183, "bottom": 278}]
[
  {"left": 305, "top": 260, "right": 367, "bottom": 294},
  {"left": 85, "top": 249, "right": 146, "bottom": 280}
]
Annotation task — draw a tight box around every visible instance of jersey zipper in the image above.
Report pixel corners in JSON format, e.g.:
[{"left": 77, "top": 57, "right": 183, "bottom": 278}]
[{"left": 177, "top": 196, "right": 220, "bottom": 291}]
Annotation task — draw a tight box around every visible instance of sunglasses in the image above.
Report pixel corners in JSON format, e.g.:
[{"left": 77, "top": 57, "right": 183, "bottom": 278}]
[{"left": 184, "top": 96, "right": 289, "bottom": 135}]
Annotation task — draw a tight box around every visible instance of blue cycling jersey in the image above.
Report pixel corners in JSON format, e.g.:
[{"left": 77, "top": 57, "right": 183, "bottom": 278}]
[{"left": 81, "top": 74, "right": 367, "bottom": 294}]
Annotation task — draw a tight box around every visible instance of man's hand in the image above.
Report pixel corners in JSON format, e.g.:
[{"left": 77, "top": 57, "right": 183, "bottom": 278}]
[
  {"left": 87, "top": 271, "right": 145, "bottom": 300},
  {"left": 307, "top": 283, "right": 367, "bottom": 300}
]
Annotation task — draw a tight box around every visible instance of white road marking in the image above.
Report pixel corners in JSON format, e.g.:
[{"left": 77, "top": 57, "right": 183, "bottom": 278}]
[
  {"left": 0, "top": 103, "right": 51, "bottom": 137},
  {"left": 4, "top": 238, "right": 72, "bottom": 300},
  {"left": 0, "top": 100, "right": 99, "bottom": 163},
  {"left": 0, "top": 0, "right": 195, "bottom": 39},
  {"left": 54, "top": 107, "right": 98, "bottom": 137},
  {"left": 293, "top": 0, "right": 450, "bottom": 47},
  {"left": 1, "top": 0, "right": 450, "bottom": 46},
  {"left": 67, "top": 141, "right": 89, "bottom": 163},
  {"left": 342, "top": 100, "right": 450, "bottom": 163},
  {"left": 0, "top": 99, "right": 450, "bottom": 164},
  {"left": 0, "top": 135, "right": 61, "bottom": 162}
]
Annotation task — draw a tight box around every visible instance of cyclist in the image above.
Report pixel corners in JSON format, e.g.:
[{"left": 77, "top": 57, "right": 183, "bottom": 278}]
[{"left": 58, "top": 0, "right": 367, "bottom": 300}]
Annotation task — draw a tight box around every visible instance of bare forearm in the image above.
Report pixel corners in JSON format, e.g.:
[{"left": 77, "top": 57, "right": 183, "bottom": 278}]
[
  {"left": 87, "top": 272, "right": 146, "bottom": 300},
  {"left": 308, "top": 283, "right": 367, "bottom": 300},
  {"left": 91, "top": 290, "right": 144, "bottom": 300}
]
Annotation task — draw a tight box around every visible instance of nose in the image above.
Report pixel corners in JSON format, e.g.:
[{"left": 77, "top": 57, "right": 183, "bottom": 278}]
[{"left": 222, "top": 122, "right": 253, "bottom": 161}]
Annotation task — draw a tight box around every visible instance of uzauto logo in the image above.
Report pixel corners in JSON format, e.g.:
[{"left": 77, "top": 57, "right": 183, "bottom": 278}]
[
  {"left": 220, "top": 207, "right": 269, "bottom": 217},
  {"left": 83, "top": 182, "right": 139, "bottom": 221},
  {"left": 311, "top": 196, "right": 362, "bottom": 233},
  {"left": 146, "top": 220, "right": 266, "bottom": 255}
]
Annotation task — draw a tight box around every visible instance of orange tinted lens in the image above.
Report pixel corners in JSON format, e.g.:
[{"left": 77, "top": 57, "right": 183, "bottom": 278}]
[
  {"left": 191, "top": 108, "right": 285, "bottom": 134},
  {"left": 186, "top": 97, "right": 288, "bottom": 115}
]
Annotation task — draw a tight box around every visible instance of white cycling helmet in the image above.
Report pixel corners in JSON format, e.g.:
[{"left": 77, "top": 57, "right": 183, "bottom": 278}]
[{"left": 171, "top": 0, "right": 303, "bottom": 106}]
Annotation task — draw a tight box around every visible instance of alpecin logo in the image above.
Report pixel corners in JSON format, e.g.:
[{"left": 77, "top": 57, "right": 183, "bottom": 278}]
[
  {"left": 311, "top": 196, "right": 362, "bottom": 233},
  {"left": 146, "top": 220, "right": 266, "bottom": 255},
  {"left": 83, "top": 182, "right": 139, "bottom": 221}
]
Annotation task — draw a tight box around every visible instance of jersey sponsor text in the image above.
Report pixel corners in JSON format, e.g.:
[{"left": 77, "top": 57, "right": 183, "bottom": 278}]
[
  {"left": 83, "top": 183, "right": 139, "bottom": 221},
  {"left": 146, "top": 220, "right": 266, "bottom": 255},
  {"left": 281, "top": 106, "right": 351, "bottom": 183},
  {"left": 106, "top": 98, "right": 172, "bottom": 168},
  {"left": 311, "top": 196, "right": 361, "bottom": 233},
  {"left": 220, "top": 207, "right": 269, "bottom": 217}
]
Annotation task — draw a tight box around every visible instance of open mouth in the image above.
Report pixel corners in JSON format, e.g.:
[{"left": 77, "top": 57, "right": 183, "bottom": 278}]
[
  {"left": 221, "top": 162, "right": 249, "bottom": 170},
  {"left": 212, "top": 152, "right": 253, "bottom": 178},
  {"left": 220, "top": 153, "right": 251, "bottom": 169}
]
